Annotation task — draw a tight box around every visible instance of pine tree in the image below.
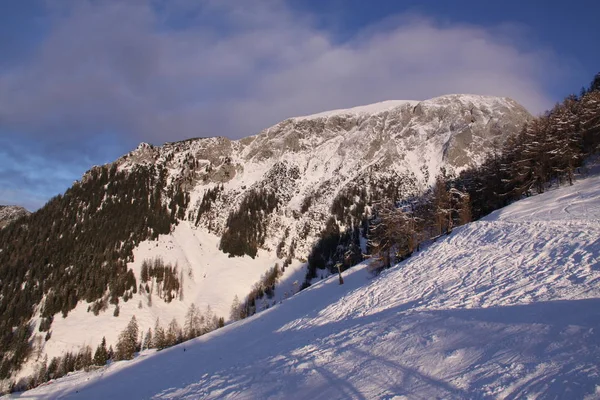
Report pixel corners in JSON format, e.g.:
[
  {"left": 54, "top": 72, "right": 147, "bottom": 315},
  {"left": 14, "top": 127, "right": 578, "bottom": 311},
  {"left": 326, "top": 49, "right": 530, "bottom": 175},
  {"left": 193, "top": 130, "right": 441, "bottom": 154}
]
[
  {"left": 115, "top": 316, "right": 139, "bottom": 360},
  {"left": 457, "top": 191, "right": 472, "bottom": 226},
  {"left": 143, "top": 328, "right": 153, "bottom": 350},
  {"left": 184, "top": 303, "right": 202, "bottom": 339},
  {"left": 229, "top": 296, "right": 242, "bottom": 322},
  {"left": 367, "top": 203, "right": 395, "bottom": 271},
  {"left": 166, "top": 318, "right": 182, "bottom": 347},
  {"left": 107, "top": 345, "right": 114, "bottom": 361},
  {"left": 93, "top": 337, "right": 108, "bottom": 366},
  {"left": 548, "top": 96, "right": 582, "bottom": 186},
  {"left": 140, "top": 260, "right": 150, "bottom": 282},
  {"left": 203, "top": 305, "right": 215, "bottom": 334},
  {"left": 153, "top": 319, "right": 166, "bottom": 350}
]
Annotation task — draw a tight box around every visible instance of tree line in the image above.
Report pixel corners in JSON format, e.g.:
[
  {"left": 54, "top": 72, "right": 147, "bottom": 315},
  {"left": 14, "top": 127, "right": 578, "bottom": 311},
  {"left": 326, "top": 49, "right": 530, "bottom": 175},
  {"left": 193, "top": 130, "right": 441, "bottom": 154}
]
[
  {"left": 220, "top": 188, "right": 278, "bottom": 258},
  {"left": 11, "top": 303, "right": 225, "bottom": 393},
  {"left": 230, "top": 263, "right": 283, "bottom": 320}
]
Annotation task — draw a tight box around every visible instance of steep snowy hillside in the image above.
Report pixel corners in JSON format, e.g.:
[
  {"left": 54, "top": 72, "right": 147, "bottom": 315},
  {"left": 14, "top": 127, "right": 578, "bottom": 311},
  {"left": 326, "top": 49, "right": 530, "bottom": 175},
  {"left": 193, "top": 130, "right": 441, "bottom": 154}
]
[
  {"left": 0, "top": 206, "right": 29, "bottom": 228},
  {"left": 116, "top": 94, "right": 530, "bottom": 257},
  {"left": 38, "top": 223, "right": 306, "bottom": 363},
  {"left": 15, "top": 93, "right": 530, "bottom": 372},
  {"left": 19, "top": 168, "right": 600, "bottom": 399}
]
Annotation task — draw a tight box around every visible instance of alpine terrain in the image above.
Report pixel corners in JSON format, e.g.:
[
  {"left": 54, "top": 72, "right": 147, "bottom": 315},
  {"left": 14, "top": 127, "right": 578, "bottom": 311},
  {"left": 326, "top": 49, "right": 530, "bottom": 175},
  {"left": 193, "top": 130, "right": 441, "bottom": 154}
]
[
  {"left": 14, "top": 151, "right": 600, "bottom": 399},
  {"left": 0, "top": 94, "right": 532, "bottom": 386},
  {"left": 2, "top": 76, "right": 600, "bottom": 397}
]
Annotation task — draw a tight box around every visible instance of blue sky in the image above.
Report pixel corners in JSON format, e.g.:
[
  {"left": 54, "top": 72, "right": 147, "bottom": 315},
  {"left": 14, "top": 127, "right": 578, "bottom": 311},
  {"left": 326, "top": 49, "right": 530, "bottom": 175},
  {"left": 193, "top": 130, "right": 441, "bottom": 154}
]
[{"left": 0, "top": 0, "right": 598, "bottom": 210}]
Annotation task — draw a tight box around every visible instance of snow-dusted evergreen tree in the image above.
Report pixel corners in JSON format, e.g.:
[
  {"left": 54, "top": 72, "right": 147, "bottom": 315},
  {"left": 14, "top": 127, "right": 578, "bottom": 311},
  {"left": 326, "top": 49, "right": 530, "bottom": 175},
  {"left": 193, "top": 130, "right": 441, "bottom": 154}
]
[
  {"left": 153, "top": 319, "right": 166, "bottom": 350},
  {"left": 368, "top": 202, "right": 395, "bottom": 270},
  {"left": 93, "top": 337, "right": 108, "bottom": 366},
  {"left": 229, "top": 296, "right": 242, "bottom": 322},
  {"left": 524, "top": 117, "right": 555, "bottom": 193},
  {"left": 115, "top": 316, "right": 139, "bottom": 360},
  {"left": 368, "top": 200, "right": 417, "bottom": 270},
  {"left": 548, "top": 96, "right": 582, "bottom": 185},
  {"left": 184, "top": 303, "right": 202, "bottom": 339},
  {"left": 166, "top": 318, "right": 183, "bottom": 347},
  {"left": 203, "top": 305, "right": 216, "bottom": 334},
  {"left": 580, "top": 90, "right": 600, "bottom": 152},
  {"left": 143, "top": 328, "right": 153, "bottom": 350},
  {"left": 455, "top": 190, "right": 472, "bottom": 226}
]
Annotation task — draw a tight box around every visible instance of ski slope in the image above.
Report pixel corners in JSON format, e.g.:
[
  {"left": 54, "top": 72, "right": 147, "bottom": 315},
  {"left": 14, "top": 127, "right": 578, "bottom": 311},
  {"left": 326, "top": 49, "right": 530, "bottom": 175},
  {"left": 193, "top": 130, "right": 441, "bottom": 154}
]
[{"left": 14, "top": 174, "right": 600, "bottom": 399}]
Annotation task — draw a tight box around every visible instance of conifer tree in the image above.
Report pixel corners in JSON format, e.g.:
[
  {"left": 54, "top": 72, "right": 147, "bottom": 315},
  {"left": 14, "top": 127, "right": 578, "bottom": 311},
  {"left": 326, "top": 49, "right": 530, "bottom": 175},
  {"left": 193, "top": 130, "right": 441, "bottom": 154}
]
[
  {"left": 229, "top": 296, "right": 242, "bottom": 322},
  {"left": 143, "top": 328, "right": 153, "bottom": 350},
  {"left": 115, "top": 316, "right": 139, "bottom": 360},
  {"left": 93, "top": 337, "right": 108, "bottom": 366},
  {"left": 153, "top": 319, "right": 166, "bottom": 350},
  {"left": 166, "top": 318, "right": 183, "bottom": 347},
  {"left": 107, "top": 345, "right": 114, "bottom": 361},
  {"left": 184, "top": 303, "right": 202, "bottom": 339}
]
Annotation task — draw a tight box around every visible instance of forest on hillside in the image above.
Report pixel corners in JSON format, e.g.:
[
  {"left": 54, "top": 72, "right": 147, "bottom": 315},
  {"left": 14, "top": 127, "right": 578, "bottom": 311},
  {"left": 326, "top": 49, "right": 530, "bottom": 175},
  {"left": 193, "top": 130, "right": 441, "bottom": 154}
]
[
  {"left": 302, "top": 73, "right": 600, "bottom": 286},
  {"left": 0, "top": 164, "right": 182, "bottom": 379}
]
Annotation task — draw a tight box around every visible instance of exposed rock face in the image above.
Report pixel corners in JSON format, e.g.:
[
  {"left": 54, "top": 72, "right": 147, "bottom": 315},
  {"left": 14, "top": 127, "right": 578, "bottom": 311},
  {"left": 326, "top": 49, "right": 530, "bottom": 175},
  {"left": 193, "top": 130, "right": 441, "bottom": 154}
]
[
  {"left": 0, "top": 205, "right": 30, "bottom": 228},
  {"left": 107, "top": 94, "right": 531, "bottom": 257}
]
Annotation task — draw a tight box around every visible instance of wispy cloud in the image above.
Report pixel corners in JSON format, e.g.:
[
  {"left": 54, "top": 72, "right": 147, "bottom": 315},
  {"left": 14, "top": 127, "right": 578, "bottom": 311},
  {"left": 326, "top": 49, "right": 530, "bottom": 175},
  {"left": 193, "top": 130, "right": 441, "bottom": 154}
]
[
  {"left": 1, "top": 0, "right": 560, "bottom": 144},
  {"left": 0, "top": 0, "right": 566, "bottom": 208}
]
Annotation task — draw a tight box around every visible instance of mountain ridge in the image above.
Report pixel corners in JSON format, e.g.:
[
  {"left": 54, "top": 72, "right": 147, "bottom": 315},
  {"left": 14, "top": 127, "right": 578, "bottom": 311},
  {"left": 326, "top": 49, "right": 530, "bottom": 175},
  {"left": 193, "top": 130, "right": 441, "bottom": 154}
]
[{"left": 105, "top": 93, "right": 530, "bottom": 258}]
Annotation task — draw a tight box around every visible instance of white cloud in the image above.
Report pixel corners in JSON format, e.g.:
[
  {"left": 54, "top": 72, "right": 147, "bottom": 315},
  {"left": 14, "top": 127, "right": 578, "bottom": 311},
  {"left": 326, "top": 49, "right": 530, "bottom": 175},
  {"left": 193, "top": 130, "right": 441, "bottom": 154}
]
[{"left": 0, "top": 0, "right": 561, "bottom": 144}]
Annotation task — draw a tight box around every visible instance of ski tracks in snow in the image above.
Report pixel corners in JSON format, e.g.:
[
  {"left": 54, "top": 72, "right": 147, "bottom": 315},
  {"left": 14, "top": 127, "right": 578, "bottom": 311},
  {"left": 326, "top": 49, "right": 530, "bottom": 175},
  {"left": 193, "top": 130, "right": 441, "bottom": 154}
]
[{"left": 16, "top": 175, "right": 600, "bottom": 399}]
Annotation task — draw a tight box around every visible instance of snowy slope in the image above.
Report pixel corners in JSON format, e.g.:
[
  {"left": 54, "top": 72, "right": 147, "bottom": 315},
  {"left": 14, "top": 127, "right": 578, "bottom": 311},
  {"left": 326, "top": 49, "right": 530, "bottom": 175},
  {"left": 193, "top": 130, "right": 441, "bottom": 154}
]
[
  {"left": 293, "top": 100, "right": 419, "bottom": 120},
  {"left": 33, "top": 222, "right": 306, "bottom": 363},
  {"left": 17, "top": 170, "right": 600, "bottom": 399},
  {"left": 18, "top": 93, "right": 530, "bottom": 369},
  {"left": 117, "top": 94, "right": 531, "bottom": 258},
  {"left": 15, "top": 94, "right": 532, "bottom": 380}
]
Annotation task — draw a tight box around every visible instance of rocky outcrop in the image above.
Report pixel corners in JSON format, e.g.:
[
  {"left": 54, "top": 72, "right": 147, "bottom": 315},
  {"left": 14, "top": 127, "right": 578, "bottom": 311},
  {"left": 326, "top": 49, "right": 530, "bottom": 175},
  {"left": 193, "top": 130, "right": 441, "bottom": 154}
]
[{"left": 0, "top": 205, "right": 30, "bottom": 228}]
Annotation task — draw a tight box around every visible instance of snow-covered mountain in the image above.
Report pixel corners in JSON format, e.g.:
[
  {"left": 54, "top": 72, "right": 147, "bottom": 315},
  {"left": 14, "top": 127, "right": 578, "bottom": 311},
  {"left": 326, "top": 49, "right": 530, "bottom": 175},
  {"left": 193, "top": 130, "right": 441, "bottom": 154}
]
[
  {"left": 4, "top": 94, "right": 532, "bottom": 383},
  {"left": 116, "top": 94, "right": 530, "bottom": 257},
  {"left": 17, "top": 157, "right": 600, "bottom": 399},
  {"left": 0, "top": 206, "right": 29, "bottom": 228}
]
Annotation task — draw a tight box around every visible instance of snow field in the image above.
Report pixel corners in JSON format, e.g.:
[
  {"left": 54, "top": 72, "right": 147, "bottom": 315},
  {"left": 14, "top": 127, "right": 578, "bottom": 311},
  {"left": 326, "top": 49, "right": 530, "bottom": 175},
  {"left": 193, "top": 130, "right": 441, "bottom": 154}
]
[
  {"left": 17, "top": 163, "right": 600, "bottom": 399},
  {"left": 31, "top": 221, "right": 305, "bottom": 372}
]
